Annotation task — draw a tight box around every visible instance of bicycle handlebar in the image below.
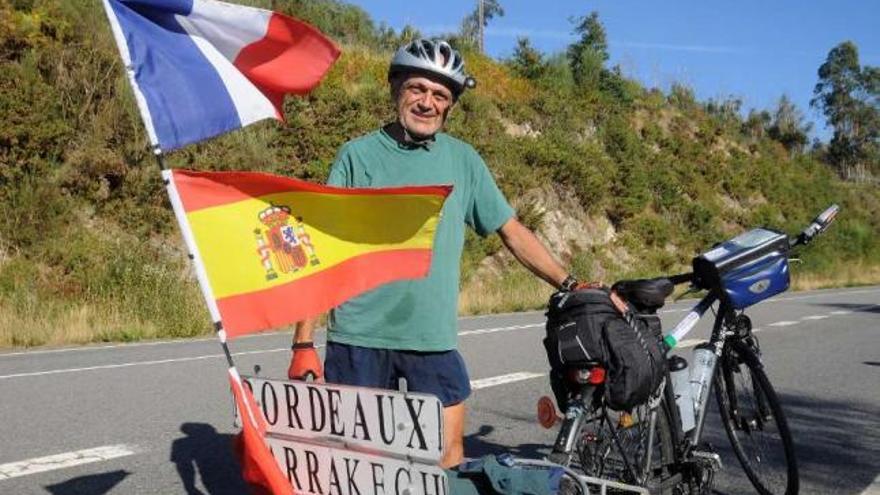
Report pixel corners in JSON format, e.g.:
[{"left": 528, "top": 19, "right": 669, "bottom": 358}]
[{"left": 792, "top": 203, "right": 840, "bottom": 248}]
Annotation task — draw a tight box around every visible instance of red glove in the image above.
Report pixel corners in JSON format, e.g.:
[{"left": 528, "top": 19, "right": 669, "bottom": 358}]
[{"left": 287, "top": 343, "right": 323, "bottom": 381}]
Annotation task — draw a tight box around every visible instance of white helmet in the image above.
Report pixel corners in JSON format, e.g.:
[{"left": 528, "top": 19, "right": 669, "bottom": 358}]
[{"left": 388, "top": 39, "right": 477, "bottom": 97}]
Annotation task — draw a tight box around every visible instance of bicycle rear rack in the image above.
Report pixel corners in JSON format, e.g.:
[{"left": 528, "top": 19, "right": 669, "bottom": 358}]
[{"left": 513, "top": 459, "right": 650, "bottom": 495}]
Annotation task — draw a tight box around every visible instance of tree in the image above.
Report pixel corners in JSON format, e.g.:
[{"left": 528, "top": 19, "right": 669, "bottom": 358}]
[
  {"left": 767, "top": 95, "right": 813, "bottom": 154},
  {"left": 508, "top": 37, "right": 544, "bottom": 80},
  {"left": 460, "top": 0, "right": 504, "bottom": 52},
  {"left": 567, "top": 12, "right": 608, "bottom": 87},
  {"left": 811, "top": 41, "right": 880, "bottom": 180},
  {"left": 743, "top": 109, "right": 772, "bottom": 140}
]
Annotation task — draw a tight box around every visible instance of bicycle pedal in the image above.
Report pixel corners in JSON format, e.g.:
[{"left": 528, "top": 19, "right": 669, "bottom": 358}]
[{"left": 689, "top": 450, "right": 723, "bottom": 471}]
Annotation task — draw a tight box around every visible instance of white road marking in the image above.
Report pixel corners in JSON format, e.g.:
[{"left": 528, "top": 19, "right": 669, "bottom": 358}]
[
  {"left": 459, "top": 323, "right": 541, "bottom": 336},
  {"left": 0, "top": 444, "right": 136, "bottom": 480},
  {"left": 0, "top": 348, "right": 291, "bottom": 380},
  {"left": 3, "top": 300, "right": 876, "bottom": 380},
  {"left": 801, "top": 315, "right": 830, "bottom": 321},
  {"left": 0, "top": 329, "right": 291, "bottom": 358},
  {"left": 769, "top": 321, "right": 800, "bottom": 327},
  {"left": 471, "top": 372, "right": 544, "bottom": 390}
]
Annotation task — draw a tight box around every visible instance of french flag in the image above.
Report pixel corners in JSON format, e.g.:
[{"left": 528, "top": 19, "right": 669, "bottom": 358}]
[{"left": 102, "top": 0, "right": 340, "bottom": 151}]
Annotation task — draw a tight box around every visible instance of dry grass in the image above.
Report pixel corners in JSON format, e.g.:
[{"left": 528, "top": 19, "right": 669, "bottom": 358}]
[
  {"left": 790, "top": 262, "right": 880, "bottom": 291},
  {"left": 0, "top": 300, "right": 156, "bottom": 348},
  {"left": 459, "top": 265, "right": 555, "bottom": 315}
]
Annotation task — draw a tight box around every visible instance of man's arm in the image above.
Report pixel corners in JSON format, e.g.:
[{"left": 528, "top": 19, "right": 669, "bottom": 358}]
[
  {"left": 287, "top": 318, "right": 323, "bottom": 380},
  {"left": 497, "top": 217, "right": 569, "bottom": 289},
  {"left": 498, "top": 217, "right": 629, "bottom": 312},
  {"left": 294, "top": 318, "right": 318, "bottom": 343}
]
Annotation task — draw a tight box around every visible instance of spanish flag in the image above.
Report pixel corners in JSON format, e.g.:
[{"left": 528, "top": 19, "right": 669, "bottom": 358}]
[{"left": 163, "top": 169, "right": 451, "bottom": 338}]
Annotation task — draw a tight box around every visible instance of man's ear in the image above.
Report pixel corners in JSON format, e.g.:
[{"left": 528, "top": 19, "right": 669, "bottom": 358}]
[{"left": 442, "top": 101, "right": 455, "bottom": 122}]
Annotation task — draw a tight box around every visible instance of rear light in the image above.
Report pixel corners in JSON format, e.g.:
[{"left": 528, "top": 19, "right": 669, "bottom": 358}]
[
  {"left": 567, "top": 366, "right": 606, "bottom": 384},
  {"left": 536, "top": 396, "right": 559, "bottom": 428}
]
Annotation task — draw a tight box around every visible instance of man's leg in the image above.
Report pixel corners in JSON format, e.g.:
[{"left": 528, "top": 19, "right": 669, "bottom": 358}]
[
  {"left": 394, "top": 349, "right": 472, "bottom": 468},
  {"left": 441, "top": 402, "right": 466, "bottom": 468}
]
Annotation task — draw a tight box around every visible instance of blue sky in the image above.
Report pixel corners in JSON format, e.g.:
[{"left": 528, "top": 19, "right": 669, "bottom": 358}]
[{"left": 349, "top": 0, "right": 880, "bottom": 141}]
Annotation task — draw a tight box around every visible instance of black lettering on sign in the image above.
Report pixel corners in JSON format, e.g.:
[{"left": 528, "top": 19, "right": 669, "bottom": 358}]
[
  {"left": 420, "top": 472, "right": 445, "bottom": 495},
  {"left": 370, "top": 462, "right": 386, "bottom": 495},
  {"left": 284, "top": 384, "right": 304, "bottom": 429},
  {"left": 352, "top": 394, "right": 371, "bottom": 441},
  {"left": 344, "top": 458, "right": 362, "bottom": 495},
  {"left": 328, "top": 457, "right": 342, "bottom": 495},
  {"left": 405, "top": 398, "right": 428, "bottom": 451},
  {"left": 436, "top": 401, "right": 443, "bottom": 454},
  {"left": 307, "top": 386, "right": 327, "bottom": 432},
  {"left": 243, "top": 378, "right": 254, "bottom": 393},
  {"left": 394, "top": 467, "right": 412, "bottom": 495},
  {"left": 327, "top": 389, "right": 345, "bottom": 436},
  {"left": 283, "top": 447, "right": 303, "bottom": 490},
  {"left": 376, "top": 395, "right": 396, "bottom": 445},
  {"left": 305, "top": 450, "right": 324, "bottom": 494},
  {"left": 261, "top": 382, "right": 279, "bottom": 426}
]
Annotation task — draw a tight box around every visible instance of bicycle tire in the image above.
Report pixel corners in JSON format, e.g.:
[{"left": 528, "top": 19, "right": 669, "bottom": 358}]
[
  {"left": 714, "top": 340, "right": 798, "bottom": 495},
  {"left": 574, "top": 396, "right": 677, "bottom": 493}
]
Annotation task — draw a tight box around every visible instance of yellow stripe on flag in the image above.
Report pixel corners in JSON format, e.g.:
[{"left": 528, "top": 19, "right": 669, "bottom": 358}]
[{"left": 187, "top": 191, "right": 443, "bottom": 298}]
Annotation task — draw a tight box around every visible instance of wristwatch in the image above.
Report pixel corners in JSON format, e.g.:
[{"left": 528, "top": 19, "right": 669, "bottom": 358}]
[{"left": 560, "top": 274, "right": 579, "bottom": 291}]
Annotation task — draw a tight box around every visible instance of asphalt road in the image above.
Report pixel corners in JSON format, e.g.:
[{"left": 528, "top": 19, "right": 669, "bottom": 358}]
[{"left": 1, "top": 286, "right": 878, "bottom": 494}]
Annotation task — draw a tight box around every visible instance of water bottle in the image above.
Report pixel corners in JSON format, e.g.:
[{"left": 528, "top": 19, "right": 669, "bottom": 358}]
[
  {"left": 689, "top": 344, "right": 718, "bottom": 416},
  {"left": 668, "top": 356, "right": 695, "bottom": 432}
]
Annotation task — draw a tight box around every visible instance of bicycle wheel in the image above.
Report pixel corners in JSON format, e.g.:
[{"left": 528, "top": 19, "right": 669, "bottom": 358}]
[
  {"left": 714, "top": 340, "right": 798, "bottom": 495},
  {"left": 574, "top": 397, "right": 677, "bottom": 493}
]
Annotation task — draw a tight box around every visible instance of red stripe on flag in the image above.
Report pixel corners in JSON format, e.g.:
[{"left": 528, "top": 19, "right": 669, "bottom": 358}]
[
  {"left": 234, "top": 12, "right": 341, "bottom": 115},
  {"left": 229, "top": 371, "right": 295, "bottom": 495},
  {"left": 217, "top": 249, "right": 432, "bottom": 338},
  {"left": 171, "top": 170, "right": 452, "bottom": 213}
]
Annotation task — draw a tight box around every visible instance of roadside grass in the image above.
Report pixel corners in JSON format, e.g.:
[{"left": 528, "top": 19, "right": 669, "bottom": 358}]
[{"left": 790, "top": 262, "right": 880, "bottom": 291}]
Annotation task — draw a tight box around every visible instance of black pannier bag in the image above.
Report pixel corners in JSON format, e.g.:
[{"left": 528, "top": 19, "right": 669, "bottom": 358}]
[{"left": 544, "top": 288, "right": 665, "bottom": 411}]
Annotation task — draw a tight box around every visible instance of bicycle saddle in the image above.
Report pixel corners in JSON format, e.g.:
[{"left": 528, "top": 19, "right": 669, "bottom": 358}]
[{"left": 612, "top": 277, "right": 674, "bottom": 313}]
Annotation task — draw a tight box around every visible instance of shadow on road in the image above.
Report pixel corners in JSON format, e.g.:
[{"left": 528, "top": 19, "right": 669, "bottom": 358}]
[
  {"left": 170, "top": 422, "right": 248, "bottom": 495},
  {"left": 464, "top": 424, "right": 548, "bottom": 460},
  {"left": 811, "top": 301, "right": 880, "bottom": 314},
  {"left": 45, "top": 470, "right": 129, "bottom": 495},
  {"left": 777, "top": 392, "right": 880, "bottom": 493},
  {"left": 702, "top": 389, "right": 880, "bottom": 494},
  {"left": 470, "top": 391, "right": 879, "bottom": 494}
]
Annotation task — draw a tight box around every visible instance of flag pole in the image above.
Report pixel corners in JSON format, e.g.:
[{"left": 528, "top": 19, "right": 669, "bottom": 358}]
[{"left": 154, "top": 146, "right": 236, "bottom": 369}]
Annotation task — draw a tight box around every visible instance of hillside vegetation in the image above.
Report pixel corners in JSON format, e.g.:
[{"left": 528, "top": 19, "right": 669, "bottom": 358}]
[{"left": 1, "top": 0, "right": 878, "bottom": 347}]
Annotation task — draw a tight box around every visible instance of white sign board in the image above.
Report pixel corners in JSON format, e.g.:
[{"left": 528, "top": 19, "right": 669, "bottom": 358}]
[
  {"left": 265, "top": 436, "right": 448, "bottom": 495},
  {"left": 240, "top": 376, "right": 444, "bottom": 463}
]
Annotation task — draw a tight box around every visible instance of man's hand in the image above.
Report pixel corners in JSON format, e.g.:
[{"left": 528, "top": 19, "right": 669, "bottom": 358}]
[
  {"left": 609, "top": 290, "right": 629, "bottom": 315},
  {"left": 570, "top": 281, "right": 629, "bottom": 314},
  {"left": 287, "top": 344, "right": 323, "bottom": 381}
]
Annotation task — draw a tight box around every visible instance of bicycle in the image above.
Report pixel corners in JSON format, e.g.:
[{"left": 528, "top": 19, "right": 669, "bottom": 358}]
[{"left": 541, "top": 204, "right": 840, "bottom": 494}]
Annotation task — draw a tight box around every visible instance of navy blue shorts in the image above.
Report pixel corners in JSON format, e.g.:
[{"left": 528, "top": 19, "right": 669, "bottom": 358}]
[{"left": 324, "top": 342, "right": 471, "bottom": 407}]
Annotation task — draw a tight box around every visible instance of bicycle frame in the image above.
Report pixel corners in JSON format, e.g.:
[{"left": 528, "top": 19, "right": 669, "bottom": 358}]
[{"left": 548, "top": 291, "right": 734, "bottom": 477}]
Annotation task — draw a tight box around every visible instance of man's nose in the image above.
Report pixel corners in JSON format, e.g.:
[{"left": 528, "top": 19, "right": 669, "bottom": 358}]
[{"left": 416, "top": 92, "right": 436, "bottom": 108}]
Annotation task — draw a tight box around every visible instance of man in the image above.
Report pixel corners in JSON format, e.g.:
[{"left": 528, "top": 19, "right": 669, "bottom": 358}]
[{"left": 287, "top": 39, "right": 586, "bottom": 468}]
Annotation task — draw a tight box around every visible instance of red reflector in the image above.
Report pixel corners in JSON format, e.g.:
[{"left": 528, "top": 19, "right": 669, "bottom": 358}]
[
  {"left": 537, "top": 396, "right": 558, "bottom": 429},
  {"left": 589, "top": 366, "right": 606, "bottom": 384}
]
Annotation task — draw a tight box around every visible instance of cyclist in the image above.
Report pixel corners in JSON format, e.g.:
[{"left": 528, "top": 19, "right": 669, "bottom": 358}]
[{"left": 288, "top": 39, "right": 586, "bottom": 468}]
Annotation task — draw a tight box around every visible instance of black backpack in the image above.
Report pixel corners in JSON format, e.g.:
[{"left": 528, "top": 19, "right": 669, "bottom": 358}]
[{"left": 544, "top": 288, "right": 665, "bottom": 411}]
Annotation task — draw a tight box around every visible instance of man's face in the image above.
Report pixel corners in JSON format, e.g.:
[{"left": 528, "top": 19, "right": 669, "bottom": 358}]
[{"left": 395, "top": 75, "right": 454, "bottom": 139}]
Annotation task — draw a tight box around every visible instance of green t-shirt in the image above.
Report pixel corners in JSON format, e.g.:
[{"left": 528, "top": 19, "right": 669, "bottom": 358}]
[{"left": 326, "top": 128, "right": 515, "bottom": 351}]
